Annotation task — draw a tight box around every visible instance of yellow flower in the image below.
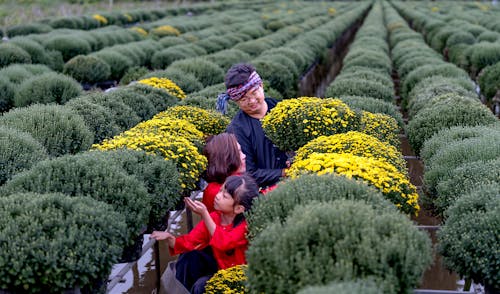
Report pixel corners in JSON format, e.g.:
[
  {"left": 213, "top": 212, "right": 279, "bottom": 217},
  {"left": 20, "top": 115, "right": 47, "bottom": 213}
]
[
  {"left": 360, "top": 111, "right": 400, "bottom": 148},
  {"left": 130, "top": 27, "right": 148, "bottom": 36},
  {"left": 152, "top": 25, "right": 181, "bottom": 37},
  {"left": 205, "top": 265, "right": 248, "bottom": 294},
  {"left": 328, "top": 7, "right": 336, "bottom": 15},
  {"left": 137, "top": 77, "right": 186, "bottom": 100},
  {"left": 159, "top": 105, "right": 229, "bottom": 136},
  {"left": 92, "top": 14, "right": 108, "bottom": 25}
]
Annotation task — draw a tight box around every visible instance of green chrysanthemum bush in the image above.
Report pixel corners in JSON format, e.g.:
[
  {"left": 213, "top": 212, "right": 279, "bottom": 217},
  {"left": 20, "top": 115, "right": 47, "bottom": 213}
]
[
  {"left": 360, "top": 111, "right": 400, "bottom": 148},
  {"left": 84, "top": 92, "right": 141, "bottom": 132},
  {"left": 94, "top": 119, "right": 207, "bottom": 191},
  {"left": 159, "top": 105, "right": 229, "bottom": 136},
  {"left": 246, "top": 200, "right": 432, "bottom": 294},
  {"left": 14, "top": 72, "right": 82, "bottom": 107},
  {"left": 63, "top": 55, "right": 111, "bottom": 84},
  {"left": 478, "top": 62, "right": 500, "bottom": 102},
  {"left": 434, "top": 158, "right": 500, "bottom": 217},
  {"left": 289, "top": 153, "right": 420, "bottom": 215},
  {"left": 325, "top": 79, "right": 394, "bottom": 103},
  {"left": 0, "top": 43, "right": 31, "bottom": 68},
  {"left": 339, "top": 95, "right": 404, "bottom": 129},
  {"left": 91, "top": 50, "right": 133, "bottom": 81},
  {"left": 407, "top": 102, "right": 498, "bottom": 155},
  {"left": 247, "top": 174, "right": 395, "bottom": 240},
  {"left": 43, "top": 35, "right": 91, "bottom": 62},
  {"left": 297, "top": 279, "right": 384, "bottom": 294},
  {"left": 261, "top": 97, "right": 359, "bottom": 151},
  {"left": 205, "top": 265, "right": 248, "bottom": 294},
  {"left": 127, "top": 82, "right": 179, "bottom": 112},
  {"left": 107, "top": 88, "right": 157, "bottom": 121},
  {"left": 0, "top": 154, "right": 151, "bottom": 248},
  {"left": 438, "top": 183, "right": 500, "bottom": 289},
  {"left": 0, "top": 104, "right": 93, "bottom": 157},
  {"left": 0, "top": 126, "right": 48, "bottom": 185},
  {"left": 295, "top": 132, "right": 406, "bottom": 174},
  {"left": 167, "top": 58, "right": 224, "bottom": 87},
  {"left": 0, "top": 193, "right": 127, "bottom": 294},
  {"left": 0, "top": 76, "right": 15, "bottom": 112}
]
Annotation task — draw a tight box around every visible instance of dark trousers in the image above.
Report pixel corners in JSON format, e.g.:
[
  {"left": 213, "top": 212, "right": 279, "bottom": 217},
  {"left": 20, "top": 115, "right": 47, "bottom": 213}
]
[{"left": 175, "top": 246, "right": 218, "bottom": 294}]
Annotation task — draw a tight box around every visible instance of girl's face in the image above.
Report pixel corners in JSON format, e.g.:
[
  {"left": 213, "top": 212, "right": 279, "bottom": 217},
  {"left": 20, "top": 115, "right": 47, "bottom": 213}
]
[
  {"left": 214, "top": 187, "right": 236, "bottom": 213},
  {"left": 237, "top": 142, "right": 246, "bottom": 173}
]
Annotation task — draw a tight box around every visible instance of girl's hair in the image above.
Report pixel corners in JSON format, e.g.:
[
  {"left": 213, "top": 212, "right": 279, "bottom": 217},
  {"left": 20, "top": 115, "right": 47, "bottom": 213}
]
[
  {"left": 203, "top": 133, "right": 241, "bottom": 183},
  {"left": 224, "top": 63, "right": 256, "bottom": 89},
  {"left": 223, "top": 174, "right": 259, "bottom": 227}
]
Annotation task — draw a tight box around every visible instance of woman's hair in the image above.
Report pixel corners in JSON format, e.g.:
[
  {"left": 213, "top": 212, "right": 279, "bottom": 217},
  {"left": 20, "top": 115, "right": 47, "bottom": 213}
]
[
  {"left": 223, "top": 174, "right": 259, "bottom": 227},
  {"left": 224, "top": 63, "right": 256, "bottom": 89},
  {"left": 203, "top": 133, "right": 241, "bottom": 183}
]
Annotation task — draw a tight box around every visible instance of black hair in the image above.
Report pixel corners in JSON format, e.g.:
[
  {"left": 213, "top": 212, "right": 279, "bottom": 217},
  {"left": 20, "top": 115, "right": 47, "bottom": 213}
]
[
  {"left": 223, "top": 174, "right": 259, "bottom": 227},
  {"left": 224, "top": 63, "right": 256, "bottom": 89}
]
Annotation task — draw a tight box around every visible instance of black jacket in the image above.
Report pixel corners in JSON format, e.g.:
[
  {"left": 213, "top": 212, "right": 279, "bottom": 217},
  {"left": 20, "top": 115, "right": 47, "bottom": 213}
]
[{"left": 226, "top": 98, "right": 288, "bottom": 187}]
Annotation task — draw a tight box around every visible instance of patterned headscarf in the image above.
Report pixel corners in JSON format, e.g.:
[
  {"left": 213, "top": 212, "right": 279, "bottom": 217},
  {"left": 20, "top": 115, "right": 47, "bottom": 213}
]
[{"left": 217, "top": 71, "right": 262, "bottom": 114}]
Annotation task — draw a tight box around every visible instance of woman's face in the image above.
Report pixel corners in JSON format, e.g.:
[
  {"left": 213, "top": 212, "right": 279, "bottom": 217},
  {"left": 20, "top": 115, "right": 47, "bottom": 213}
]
[
  {"left": 214, "top": 187, "right": 235, "bottom": 213},
  {"left": 237, "top": 142, "right": 246, "bottom": 173}
]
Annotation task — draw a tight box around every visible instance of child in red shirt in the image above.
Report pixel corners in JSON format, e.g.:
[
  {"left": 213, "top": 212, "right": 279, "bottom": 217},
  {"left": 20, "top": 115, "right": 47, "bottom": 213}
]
[
  {"left": 150, "top": 174, "right": 258, "bottom": 294},
  {"left": 202, "top": 133, "right": 246, "bottom": 212}
]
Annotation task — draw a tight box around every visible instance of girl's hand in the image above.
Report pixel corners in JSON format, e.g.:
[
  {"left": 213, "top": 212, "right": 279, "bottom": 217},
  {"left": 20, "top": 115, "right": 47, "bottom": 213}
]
[
  {"left": 184, "top": 197, "right": 208, "bottom": 216},
  {"left": 150, "top": 231, "right": 175, "bottom": 248}
]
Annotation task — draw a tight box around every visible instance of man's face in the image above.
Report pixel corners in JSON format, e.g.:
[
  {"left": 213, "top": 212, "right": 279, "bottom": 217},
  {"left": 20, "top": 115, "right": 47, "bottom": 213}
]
[{"left": 235, "top": 84, "right": 265, "bottom": 116}]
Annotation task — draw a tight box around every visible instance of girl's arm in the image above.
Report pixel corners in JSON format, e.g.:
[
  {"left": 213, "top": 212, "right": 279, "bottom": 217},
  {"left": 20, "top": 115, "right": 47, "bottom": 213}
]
[
  {"left": 150, "top": 231, "right": 176, "bottom": 248},
  {"left": 185, "top": 197, "right": 216, "bottom": 235}
]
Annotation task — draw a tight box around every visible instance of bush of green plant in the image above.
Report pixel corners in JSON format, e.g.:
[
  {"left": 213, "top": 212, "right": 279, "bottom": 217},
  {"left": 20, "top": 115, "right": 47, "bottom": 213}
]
[
  {"left": 44, "top": 50, "right": 65, "bottom": 71},
  {"left": 434, "top": 158, "right": 500, "bottom": 217},
  {"left": 188, "top": 83, "right": 226, "bottom": 99},
  {"left": 430, "top": 27, "right": 459, "bottom": 53},
  {"left": 196, "top": 36, "right": 232, "bottom": 53},
  {"left": 0, "top": 153, "right": 151, "bottom": 246},
  {"left": 407, "top": 102, "right": 497, "bottom": 155},
  {"left": 409, "top": 76, "right": 475, "bottom": 101},
  {"left": 107, "top": 88, "right": 156, "bottom": 121},
  {"left": 0, "top": 76, "right": 14, "bottom": 112},
  {"left": 49, "top": 16, "right": 84, "bottom": 29},
  {"left": 445, "top": 31, "right": 475, "bottom": 48},
  {"left": 205, "top": 49, "right": 252, "bottom": 72},
  {"left": 91, "top": 50, "right": 132, "bottom": 81},
  {"left": 0, "top": 64, "right": 33, "bottom": 84},
  {"left": 83, "top": 91, "right": 141, "bottom": 131},
  {"left": 478, "top": 62, "right": 500, "bottom": 102},
  {"left": 261, "top": 47, "right": 307, "bottom": 74},
  {"left": 247, "top": 173, "right": 394, "bottom": 239},
  {"left": 43, "top": 35, "right": 92, "bottom": 62},
  {"left": 246, "top": 200, "right": 432, "bottom": 294},
  {"left": 438, "top": 183, "right": 500, "bottom": 289},
  {"left": 151, "top": 44, "right": 207, "bottom": 69},
  {"left": 168, "top": 58, "right": 224, "bottom": 87},
  {"left": 63, "top": 55, "right": 111, "bottom": 84},
  {"left": 335, "top": 70, "right": 393, "bottom": 89},
  {"left": 14, "top": 72, "right": 82, "bottom": 107},
  {"left": 64, "top": 97, "right": 121, "bottom": 143},
  {"left": 157, "top": 36, "right": 187, "bottom": 48},
  {"left": 398, "top": 56, "right": 443, "bottom": 80},
  {"left": 6, "top": 23, "right": 52, "bottom": 37},
  {"left": 297, "top": 279, "right": 384, "bottom": 294},
  {"left": 88, "top": 149, "right": 181, "bottom": 230},
  {"left": 468, "top": 42, "right": 500, "bottom": 73},
  {"left": 477, "top": 31, "right": 500, "bottom": 42},
  {"left": 142, "top": 68, "right": 203, "bottom": 94},
  {"left": 253, "top": 59, "right": 295, "bottom": 98},
  {"left": 326, "top": 79, "right": 394, "bottom": 102},
  {"left": 233, "top": 40, "right": 272, "bottom": 57},
  {"left": 0, "top": 104, "right": 93, "bottom": 156},
  {"left": 339, "top": 95, "right": 404, "bottom": 129},
  {"left": 343, "top": 53, "right": 392, "bottom": 74},
  {"left": 9, "top": 37, "right": 52, "bottom": 66},
  {"left": 127, "top": 82, "right": 179, "bottom": 112},
  {"left": 423, "top": 134, "right": 500, "bottom": 196},
  {"left": 0, "top": 43, "right": 31, "bottom": 68},
  {"left": 409, "top": 92, "right": 480, "bottom": 119},
  {"left": 0, "top": 192, "right": 127, "bottom": 293},
  {"left": 0, "top": 126, "right": 48, "bottom": 185},
  {"left": 119, "top": 66, "right": 150, "bottom": 85}
]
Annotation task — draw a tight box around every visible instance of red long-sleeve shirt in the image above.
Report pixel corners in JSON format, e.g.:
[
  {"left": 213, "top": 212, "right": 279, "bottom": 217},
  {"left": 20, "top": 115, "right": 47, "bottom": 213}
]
[
  {"left": 202, "top": 182, "right": 222, "bottom": 213},
  {"left": 170, "top": 211, "right": 248, "bottom": 269}
]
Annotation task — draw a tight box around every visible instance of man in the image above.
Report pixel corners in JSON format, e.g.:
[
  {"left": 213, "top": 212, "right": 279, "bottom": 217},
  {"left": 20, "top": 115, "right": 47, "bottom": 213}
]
[{"left": 217, "top": 63, "right": 289, "bottom": 188}]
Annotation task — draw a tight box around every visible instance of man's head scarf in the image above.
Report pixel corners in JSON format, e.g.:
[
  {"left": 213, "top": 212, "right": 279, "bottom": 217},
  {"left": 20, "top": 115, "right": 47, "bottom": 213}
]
[{"left": 216, "top": 71, "right": 262, "bottom": 114}]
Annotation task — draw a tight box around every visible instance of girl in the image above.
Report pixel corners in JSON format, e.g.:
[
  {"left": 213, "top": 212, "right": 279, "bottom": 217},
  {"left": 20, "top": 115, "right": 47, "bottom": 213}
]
[
  {"left": 202, "top": 133, "right": 246, "bottom": 212},
  {"left": 150, "top": 174, "right": 259, "bottom": 294}
]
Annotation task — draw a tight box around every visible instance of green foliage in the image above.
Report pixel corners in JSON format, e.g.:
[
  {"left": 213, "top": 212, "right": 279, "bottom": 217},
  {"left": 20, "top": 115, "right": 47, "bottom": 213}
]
[
  {"left": 469, "top": 42, "right": 500, "bottom": 73},
  {"left": 477, "top": 31, "right": 500, "bottom": 43},
  {"left": 335, "top": 70, "right": 393, "bottom": 89},
  {"left": 0, "top": 64, "right": 33, "bottom": 84},
  {"left": 86, "top": 149, "right": 181, "bottom": 230},
  {"left": 247, "top": 174, "right": 394, "bottom": 239},
  {"left": 478, "top": 62, "right": 500, "bottom": 102},
  {"left": 63, "top": 55, "right": 111, "bottom": 84},
  {"left": 438, "top": 183, "right": 500, "bottom": 288},
  {"left": 14, "top": 72, "right": 82, "bottom": 107},
  {"left": 326, "top": 79, "right": 394, "bottom": 102},
  {"left": 253, "top": 59, "right": 295, "bottom": 98},
  {"left": 119, "top": 66, "right": 149, "bottom": 85},
  {"left": 196, "top": 36, "right": 232, "bottom": 53},
  {"left": 435, "top": 158, "right": 500, "bottom": 217},
  {"left": 168, "top": 58, "right": 224, "bottom": 87},
  {"left": 445, "top": 31, "right": 475, "bottom": 48},
  {"left": 64, "top": 97, "right": 121, "bottom": 144},
  {"left": 407, "top": 102, "right": 497, "bottom": 155},
  {"left": 151, "top": 44, "right": 207, "bottom": 69},
  {"left": 205, "top": 49, "right": 251, "bottom": 72},
  {"left": 142, "top": 68, "right": 203, "bottom": 94},
  {"left": 92, "top": 50, "right": 132, "bottom": 81},
  {"left": 0, "top": 76, "right": 14, "bottom": 112},
  {"left": 0, "top": 153, "right": 151, "bottom": 244},
  {"left": 298, "top": 279, "right": 384, "bottom": 294},
  {"left": 0, "top": 193, "right": 127, "bottom": 293},
  {"left": 339, "top": 95, "right": 404, "bottom": 129},
  {"left": 409, "top": 92, "right": 479, "bottom": 119},
  {"left": 343, "top": 53, "right": 392, "bottom": 74},
  {"left": 127, "top": 83, "right": 179, "bottom": 112},
  {"left": 157, "top": 36, "right": 187, "bottom": 48},
  {"left": 0, "top": 104, "right": 93, "bottom": 156},
  {"left": 43, "top": 35, "right": 92, "bottom": 62},
  {"left": 6, "top": 23, "right": 52, "bottom": 37},
  {"left": 246, "top": 200, "right": 432, "bottom": 294},
  {"left": 9, "top": 37, "right": 52, "bottom": 65},
  {"left": 109, "top": 88, "right": 157, "bottom": 120},
  {"left": 83, "top": 91, "right": 141, "bottom": 131},
  {"left": 0, "top": 43, "right": 31, "bottom": 67},
  {"left": 0, "top": 126, "right": 48, "bottom": 185}
]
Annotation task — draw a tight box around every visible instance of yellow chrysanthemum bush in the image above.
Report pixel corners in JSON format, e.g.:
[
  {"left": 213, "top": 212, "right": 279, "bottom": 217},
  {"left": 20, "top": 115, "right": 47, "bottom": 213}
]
[
  {"left": 151, "top": 25, "right": 181, "bottom": 37},
  {"left": 205, "top": 265, "right": 248, "bottom": 294},
  {"left": 289, "top": 152, "right": 419, "bottom": 215},
  {"left": 159, "top": 105, "right": 230, "bottom": 136},
  {"left": 130, "top": 27, "right": 148, "bottom": 36},
  {"left": 295, "top": 131, "right": 407, "bottom": 174},
  {"left": 360, "top": 111, "right": 401, "bottom": 148},
  {"left": 92, "top": 14, "right": 108, "bottom": 25},
  {"left": 93, "top": 116, "right": 207, "bottom": 191},
  {"left": 137, "top": 77, "right": 186, "bottom": 100},
  {"left": 261, "top": 97, "right": 359, "bottom": 151}
]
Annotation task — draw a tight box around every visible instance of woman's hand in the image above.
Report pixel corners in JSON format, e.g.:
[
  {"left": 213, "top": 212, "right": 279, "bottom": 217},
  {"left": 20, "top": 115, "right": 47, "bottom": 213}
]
[
  {"left": 184, "top": 197, "right": 209, "bottom": 217},
  {"left": 150, "top": 231, "right": 175, "bottom": 248}
]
